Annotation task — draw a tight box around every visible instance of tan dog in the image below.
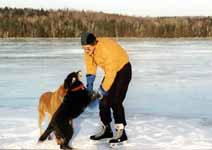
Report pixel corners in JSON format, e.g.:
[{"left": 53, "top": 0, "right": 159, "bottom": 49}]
[{"left": 38, "top": 85, "right": 67, "bottom": 135}]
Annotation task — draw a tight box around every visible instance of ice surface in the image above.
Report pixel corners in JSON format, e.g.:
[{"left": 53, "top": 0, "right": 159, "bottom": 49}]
[{"left": 0, "top": 38, "right": 212, "bottom": 149}]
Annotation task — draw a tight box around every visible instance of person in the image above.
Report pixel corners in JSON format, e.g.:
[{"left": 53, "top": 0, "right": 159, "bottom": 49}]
[{"left": 81, "top": 32, "right": 132, "bottom": 144}]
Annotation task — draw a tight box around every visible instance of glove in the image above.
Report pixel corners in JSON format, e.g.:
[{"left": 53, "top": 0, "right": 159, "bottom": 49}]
[
  {"left": 90, "top": 85, "right": 108, "bottom": 101},
  {"left": 86, "top": 74, "right": 96, "bottom": 92}
]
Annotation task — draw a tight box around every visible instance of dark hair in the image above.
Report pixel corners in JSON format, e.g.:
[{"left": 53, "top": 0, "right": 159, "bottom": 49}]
[{"left": 81, "top": 32, "right": 96, "bottom": 45}]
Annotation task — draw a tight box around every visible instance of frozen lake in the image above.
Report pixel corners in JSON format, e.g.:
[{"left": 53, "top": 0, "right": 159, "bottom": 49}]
[{"left": 0, "top": 38, "right": 212, "bottom": 149}]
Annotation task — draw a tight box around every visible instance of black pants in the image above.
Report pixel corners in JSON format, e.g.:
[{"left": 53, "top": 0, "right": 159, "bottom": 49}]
[{"left": 99, "top": 62, "right": 132, "bottom": 126}]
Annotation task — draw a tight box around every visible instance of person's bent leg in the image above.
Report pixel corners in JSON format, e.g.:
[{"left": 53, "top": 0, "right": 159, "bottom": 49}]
[{"left": 90, "top": 99, "right": 113, "bottom": 140}]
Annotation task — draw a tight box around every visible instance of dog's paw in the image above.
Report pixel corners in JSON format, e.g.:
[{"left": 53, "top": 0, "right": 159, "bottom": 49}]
[
  {"left": 60, "top": 144, "right": 73, "bottom": 150},
  {"left": 37, "top": 139, "right": 44, "bottom": 144}
]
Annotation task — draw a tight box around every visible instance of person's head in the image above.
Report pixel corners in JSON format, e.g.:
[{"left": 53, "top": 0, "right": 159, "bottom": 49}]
[{"left": 81, "top": 32, "right": 97, "bottom": 56}]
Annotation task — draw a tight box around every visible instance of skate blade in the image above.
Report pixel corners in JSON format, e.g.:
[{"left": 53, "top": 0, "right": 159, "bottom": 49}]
[
  {"left": 110, "top": 141, "right": 127, "bottom": 148},
  {"left": 90, "top": 138, "right": 110, "bottom": 144}
]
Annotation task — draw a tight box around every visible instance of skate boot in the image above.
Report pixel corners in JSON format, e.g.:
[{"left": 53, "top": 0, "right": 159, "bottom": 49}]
[
  {"left": 109, "top": 124, "right": 127, "bottom": 147},
  {"left": 90, "top": 124, "right": 113, "bottom": 140}
]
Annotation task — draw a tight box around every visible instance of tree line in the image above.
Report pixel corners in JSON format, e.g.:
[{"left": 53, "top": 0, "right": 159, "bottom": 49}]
[{"left": 0, "top": 7, "right": 212, "bottom": 38}]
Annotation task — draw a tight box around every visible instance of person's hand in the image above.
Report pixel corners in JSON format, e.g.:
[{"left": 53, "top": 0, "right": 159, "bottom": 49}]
[{"left": 90, "top": 85, "right": 108, "bottom": 101}]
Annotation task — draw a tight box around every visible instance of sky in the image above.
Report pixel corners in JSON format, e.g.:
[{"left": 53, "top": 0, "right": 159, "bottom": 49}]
[{"left": 0, "top": 0, "right": 212, "bottom": 17}]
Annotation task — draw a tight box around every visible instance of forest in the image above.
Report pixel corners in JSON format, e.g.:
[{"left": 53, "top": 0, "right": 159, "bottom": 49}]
[{"left": 0, "top": 7, "right": 212, "bottom": 38}]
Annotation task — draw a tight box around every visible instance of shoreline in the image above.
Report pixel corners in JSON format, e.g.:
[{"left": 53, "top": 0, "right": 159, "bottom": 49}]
[{"left": 1, "top": 37, "right": 212, "bottom": 40}]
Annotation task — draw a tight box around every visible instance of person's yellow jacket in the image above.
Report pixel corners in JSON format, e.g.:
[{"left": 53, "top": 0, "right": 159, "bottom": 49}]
[{"left": 84, "top": 38, "right": 129, "bottom": 92}]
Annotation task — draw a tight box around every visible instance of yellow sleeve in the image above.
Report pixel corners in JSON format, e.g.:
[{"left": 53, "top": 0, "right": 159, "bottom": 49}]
[
  {"left": 101, "top": 53, "right": 117, "bottom": 92},
  {"left": 84, "top": 52, "right": 97, "bottom": 75}
]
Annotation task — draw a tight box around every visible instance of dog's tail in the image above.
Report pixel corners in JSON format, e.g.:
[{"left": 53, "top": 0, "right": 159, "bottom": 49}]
[
  {"left": 38, "top": 124, "right": 54, "bottom": 142},
  {"left": 38, "top": 92, "right": 52, "bottom": 135}
]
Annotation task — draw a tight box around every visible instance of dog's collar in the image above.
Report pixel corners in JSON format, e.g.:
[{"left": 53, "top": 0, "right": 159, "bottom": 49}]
[{"left": 71, "top": 84, "right": 85, "bottom": 92}]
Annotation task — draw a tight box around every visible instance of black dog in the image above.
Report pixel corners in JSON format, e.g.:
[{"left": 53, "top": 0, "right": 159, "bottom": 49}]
[{"left": 38, "top": 71, "right": 93, "bottom": 149}]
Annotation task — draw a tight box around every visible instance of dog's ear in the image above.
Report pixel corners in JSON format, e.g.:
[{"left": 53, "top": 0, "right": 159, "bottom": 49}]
[
  {"left": 64, "top": 78, "right": 69, "bottom": 89},
  {"left": 64, "top": 72, "right": 79, "bottom": 90}
]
